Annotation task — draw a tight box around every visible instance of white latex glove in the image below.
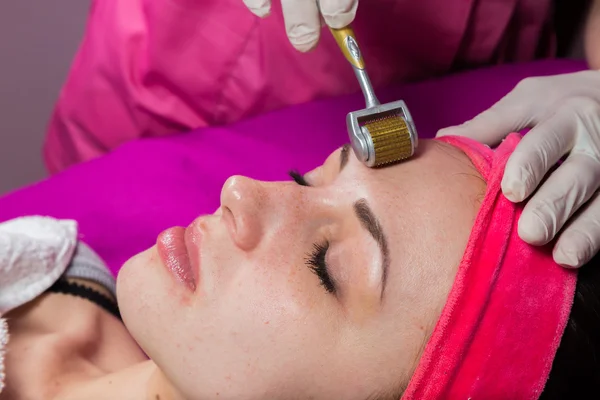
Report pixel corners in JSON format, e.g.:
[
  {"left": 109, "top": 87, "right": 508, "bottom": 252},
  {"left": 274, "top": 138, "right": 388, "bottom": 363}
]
[
  {"left": 243, "top": 0, "right": 358, "bottom": 51},
  {"left": 437, "top": 70, "right": 600, "bottom": 268}
]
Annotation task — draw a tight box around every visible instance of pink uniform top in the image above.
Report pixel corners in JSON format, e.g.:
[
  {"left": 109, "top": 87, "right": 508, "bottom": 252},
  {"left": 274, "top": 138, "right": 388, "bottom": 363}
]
[{"left": 43, "top": 0, "right": 553, "bottom": 173}]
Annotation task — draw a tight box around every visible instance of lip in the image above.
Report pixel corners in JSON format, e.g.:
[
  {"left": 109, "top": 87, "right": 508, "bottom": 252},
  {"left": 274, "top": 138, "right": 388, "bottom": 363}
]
[{"left": 156, "top": 222, "right": 202, "bottom": 292}]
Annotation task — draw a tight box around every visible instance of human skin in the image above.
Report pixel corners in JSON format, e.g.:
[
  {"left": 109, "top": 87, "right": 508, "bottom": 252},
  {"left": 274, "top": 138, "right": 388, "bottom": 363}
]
[
  {"left": 2, "top": 139, "right": 485, "bottom": 400},
  {"left": 1, "top": 278, "right": 151, "bottom": 400},
  {"left": 117, "top": 139, "right": 486, "bottom": 400}
]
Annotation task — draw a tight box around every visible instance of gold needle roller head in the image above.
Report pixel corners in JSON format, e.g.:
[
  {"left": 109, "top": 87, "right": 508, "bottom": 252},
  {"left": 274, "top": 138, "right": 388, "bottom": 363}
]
[{"left": 329, "top": 25, "right": 418, "bottom": 167}]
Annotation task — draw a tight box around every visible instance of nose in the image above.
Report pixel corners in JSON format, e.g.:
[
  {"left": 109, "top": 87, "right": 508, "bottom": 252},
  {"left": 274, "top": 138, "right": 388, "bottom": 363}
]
[{"left": 220, "top": 175, "right": 268, "bottom": 251}]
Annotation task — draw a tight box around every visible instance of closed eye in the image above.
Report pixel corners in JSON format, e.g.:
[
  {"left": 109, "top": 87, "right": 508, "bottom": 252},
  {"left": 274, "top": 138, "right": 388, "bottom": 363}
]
[
  {"left": 289, "top": 170, "right": 310, "bottom": 187},
  {"left": 289, "top": 170, "right": 336, "bottom": 295}
]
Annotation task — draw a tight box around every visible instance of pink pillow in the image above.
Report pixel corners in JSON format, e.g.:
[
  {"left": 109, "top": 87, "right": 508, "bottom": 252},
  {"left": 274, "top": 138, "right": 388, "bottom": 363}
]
[{"left": 1, "top": 60, "right": 586, "bottom": 276}]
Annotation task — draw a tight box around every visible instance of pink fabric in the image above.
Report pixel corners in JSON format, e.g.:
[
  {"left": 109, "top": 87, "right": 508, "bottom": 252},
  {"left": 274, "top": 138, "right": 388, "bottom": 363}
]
[
  {"left": 402, "top": 133, "right": 578, "bottom": 399},
  {"left": 2, "top": 60, "right": 586, "bottom": 276},
  {"left": 43, "top": 0, "right": 553, "bottom": 174}
]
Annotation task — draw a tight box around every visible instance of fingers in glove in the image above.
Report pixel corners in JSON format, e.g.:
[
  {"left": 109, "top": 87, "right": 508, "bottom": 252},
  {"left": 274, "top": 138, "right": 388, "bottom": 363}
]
[
  {"left": 503, "top": 96, "right": 600, "bottom": 203},
  {"left": 319, "top": 0, "right": 358, "bottom": 28},
  {"left": 501, "top": 112, "right": 575, "bottom": 202},
  {"left": 518, "top": 153, "right": 600, "bottom": 246},
  {"left": 282, "top": 0, "right": 321, "bottom": 52},
  {"left": 243, "top": 0, "right": 272, "bottom": 17},
  {"left": 553, "top": 192, "right": 600, "bottom": 268}
]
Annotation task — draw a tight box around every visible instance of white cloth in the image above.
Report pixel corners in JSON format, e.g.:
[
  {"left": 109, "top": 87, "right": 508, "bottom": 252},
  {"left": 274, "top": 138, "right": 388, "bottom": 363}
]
[{"left": 0, "top": 216, "right": 78, "bottom": 394}]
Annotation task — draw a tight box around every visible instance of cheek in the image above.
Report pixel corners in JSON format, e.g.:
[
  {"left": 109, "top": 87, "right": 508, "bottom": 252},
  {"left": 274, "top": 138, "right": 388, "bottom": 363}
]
[
  {"left": 170, "top": 258, "right": 342, "bottom": 397},
  {"left": 217, "top": 253, "right": 327, "bottom": 342}
]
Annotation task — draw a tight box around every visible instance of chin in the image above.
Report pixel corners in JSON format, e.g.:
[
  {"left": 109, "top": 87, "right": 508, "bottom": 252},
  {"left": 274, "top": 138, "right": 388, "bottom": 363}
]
[
  {"left": 117, "top": 247, "right": 155, "bottom": 304},
  {"left": 116, "top": 246, "right": 166, "bottom": 353}
]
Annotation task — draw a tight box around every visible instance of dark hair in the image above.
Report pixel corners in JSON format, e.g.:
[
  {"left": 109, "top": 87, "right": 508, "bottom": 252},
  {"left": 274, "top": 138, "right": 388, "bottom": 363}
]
[
  {"left": 539, "top": 252, "right": 600, "bottom": 399},
  {"left": 552, "top": 0, "right": 591, "bottom": 57}
]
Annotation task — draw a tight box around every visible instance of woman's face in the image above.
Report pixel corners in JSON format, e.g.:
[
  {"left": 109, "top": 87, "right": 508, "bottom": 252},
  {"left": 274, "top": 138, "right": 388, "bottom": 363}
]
[{"left": 117, "top": 140, "right": 486, "bottom": 400}]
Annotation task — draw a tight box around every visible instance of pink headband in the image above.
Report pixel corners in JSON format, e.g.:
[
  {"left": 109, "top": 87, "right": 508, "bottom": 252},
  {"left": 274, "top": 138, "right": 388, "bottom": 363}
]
[{"left": 401, "top": 133, "right": 578, "bottom": 399}]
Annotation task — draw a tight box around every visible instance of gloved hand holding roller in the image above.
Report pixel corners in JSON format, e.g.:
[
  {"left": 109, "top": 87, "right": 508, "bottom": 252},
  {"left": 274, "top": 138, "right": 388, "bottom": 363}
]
[{"left": 243, "top": 0, "right": 358, "bottom": 51}]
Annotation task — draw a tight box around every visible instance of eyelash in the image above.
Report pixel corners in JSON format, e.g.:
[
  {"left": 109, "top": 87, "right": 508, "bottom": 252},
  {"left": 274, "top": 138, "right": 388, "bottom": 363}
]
[
  {"left": 288, "top": 170, "right": 309, "bottom": 186},
  {"left": 289, "top": 171, "right": 336, "bottom": 295},
  {"left": 306, "top": 242, "right": 336, "bottom": 294}
]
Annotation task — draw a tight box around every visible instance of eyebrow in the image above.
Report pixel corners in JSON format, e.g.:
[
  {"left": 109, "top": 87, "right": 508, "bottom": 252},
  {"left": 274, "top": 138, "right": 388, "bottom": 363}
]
[
  {"left": 340, "top": 144, "right": 351, "bottom": 171},
  {"left": 339, "top": 147, "right": 390, "bottom": 299},
  {"left": 353, "top": 199, "right": 390, "bottom": 300}
]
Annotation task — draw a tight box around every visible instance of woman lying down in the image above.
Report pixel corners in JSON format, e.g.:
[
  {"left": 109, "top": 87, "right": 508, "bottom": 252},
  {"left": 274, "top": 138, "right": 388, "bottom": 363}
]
[{"left": 1, "top": 134, "right": 599, "bottom": 400}]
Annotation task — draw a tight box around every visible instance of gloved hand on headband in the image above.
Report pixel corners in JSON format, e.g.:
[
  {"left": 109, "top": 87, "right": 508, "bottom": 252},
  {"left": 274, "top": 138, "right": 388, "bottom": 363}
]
[
  {"left": 437, "top": 70, "right": 600, "bottom": 269},
  {"left": 242, "top": 0, "right": 358, "bottom": 51}
]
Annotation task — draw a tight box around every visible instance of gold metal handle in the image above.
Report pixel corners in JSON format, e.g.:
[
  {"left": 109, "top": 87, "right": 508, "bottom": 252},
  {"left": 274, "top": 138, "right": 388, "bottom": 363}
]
[{"left": 329, "top": 26, "right": 365, "bottom": 70}]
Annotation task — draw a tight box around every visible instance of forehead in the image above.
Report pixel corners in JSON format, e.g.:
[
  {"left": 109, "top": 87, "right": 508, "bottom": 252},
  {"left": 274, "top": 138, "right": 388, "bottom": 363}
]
[
  {"left": 323, "top": 140, "right": 483, "bottom": 208},
  {"left": 364, "top": 141, "right": 482, "bottom": 205}
]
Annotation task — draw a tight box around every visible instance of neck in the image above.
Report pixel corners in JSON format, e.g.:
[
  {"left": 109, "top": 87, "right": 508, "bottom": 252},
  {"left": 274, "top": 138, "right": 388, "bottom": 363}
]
[
  {"left": 53, "top": 360, "right": 181, "bottom": 400},
  {"left": 3, "top": 280, "right": 182, "bottom": 399}
]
